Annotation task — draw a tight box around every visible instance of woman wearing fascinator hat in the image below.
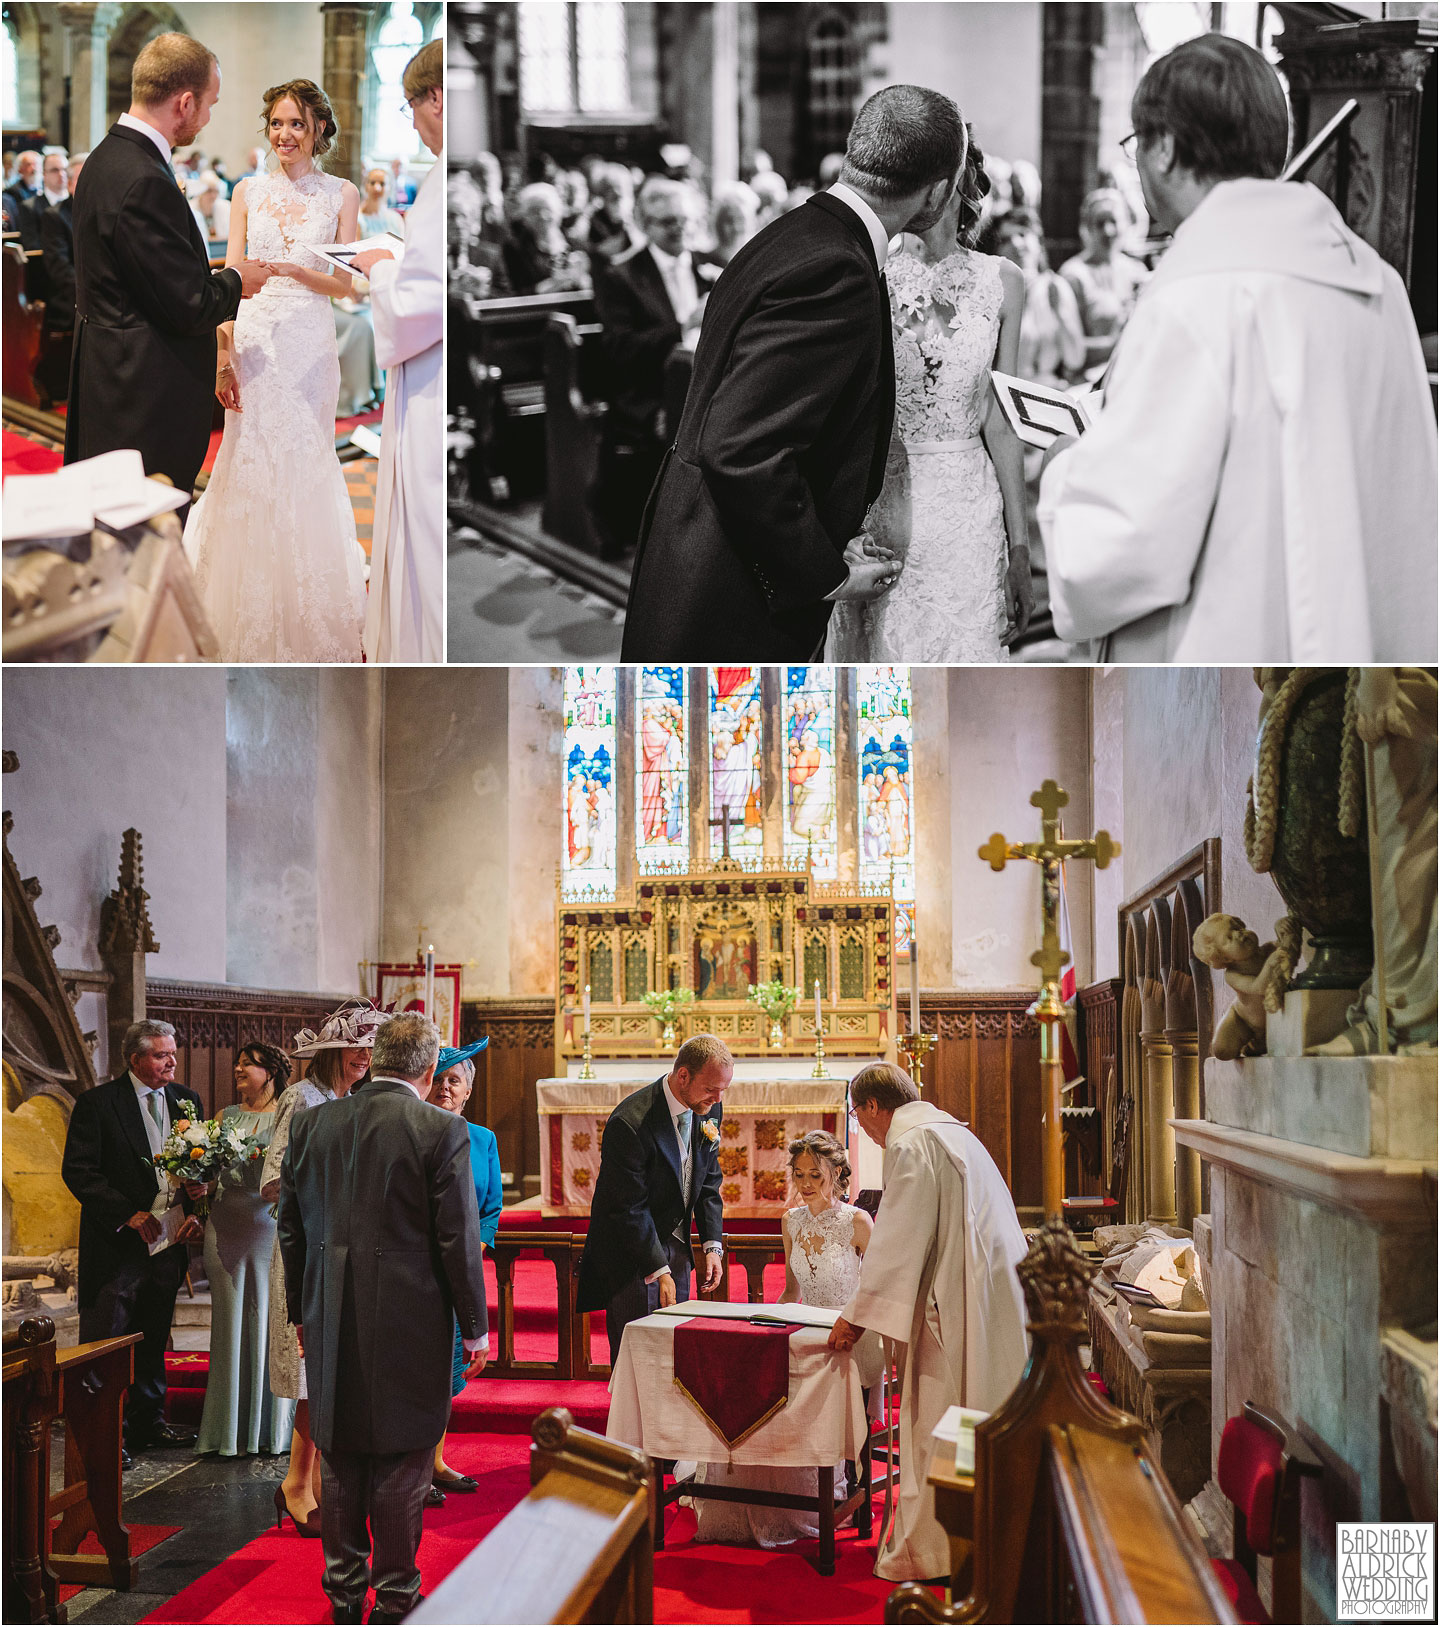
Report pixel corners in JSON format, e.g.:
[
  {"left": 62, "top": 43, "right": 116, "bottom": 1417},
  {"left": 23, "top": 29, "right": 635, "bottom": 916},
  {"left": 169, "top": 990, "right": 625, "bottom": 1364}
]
[
  {"left": 258, "top": 1000, "right": 387, "bottom": 1535},
  {"left": 427, "top": 1039, "right": 501, "bottom": 1496}
]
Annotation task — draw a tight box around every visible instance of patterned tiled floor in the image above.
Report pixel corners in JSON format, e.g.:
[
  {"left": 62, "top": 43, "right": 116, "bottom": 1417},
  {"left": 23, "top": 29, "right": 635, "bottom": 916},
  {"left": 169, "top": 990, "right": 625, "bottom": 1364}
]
[{"left": 344, "top": 456, "right": 378, "bottom": 559}]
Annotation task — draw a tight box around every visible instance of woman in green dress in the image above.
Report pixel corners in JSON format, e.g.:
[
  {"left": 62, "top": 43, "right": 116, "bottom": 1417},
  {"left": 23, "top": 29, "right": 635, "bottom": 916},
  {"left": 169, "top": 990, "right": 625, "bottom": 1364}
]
[{"left": 195, "top": 1042, "right": 294, "bottom": 1457}]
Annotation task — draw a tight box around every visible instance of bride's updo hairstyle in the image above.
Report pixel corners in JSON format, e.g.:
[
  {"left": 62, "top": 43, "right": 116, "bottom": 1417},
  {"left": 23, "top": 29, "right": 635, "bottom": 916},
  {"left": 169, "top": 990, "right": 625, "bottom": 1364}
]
[
  {"left": 788, "top": 1129, "right": 851, "bottom": 1200},
  {"left": 956, "top": 122, "right": 992, "bottom": 248},
  {"left": 261, "top": 79, "right": 339, "bottom": 163}
]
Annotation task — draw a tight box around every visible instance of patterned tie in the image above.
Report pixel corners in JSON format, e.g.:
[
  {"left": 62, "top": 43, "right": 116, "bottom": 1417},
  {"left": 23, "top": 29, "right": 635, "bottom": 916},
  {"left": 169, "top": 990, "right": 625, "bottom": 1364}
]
[{"left": 676, "top": 1109, "right": 692, "bottom": 1145}]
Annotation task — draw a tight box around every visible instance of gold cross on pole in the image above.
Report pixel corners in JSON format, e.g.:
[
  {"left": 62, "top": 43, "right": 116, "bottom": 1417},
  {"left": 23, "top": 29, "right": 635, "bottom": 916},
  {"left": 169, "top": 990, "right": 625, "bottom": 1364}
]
[{"left": 978, "top": 780, "right": 1119, "bottom": 1220}]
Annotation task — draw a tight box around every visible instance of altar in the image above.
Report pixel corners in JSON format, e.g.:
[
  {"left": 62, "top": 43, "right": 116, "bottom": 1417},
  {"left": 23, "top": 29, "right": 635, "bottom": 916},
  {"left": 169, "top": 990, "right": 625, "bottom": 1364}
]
[{"left": 538, "top": 1071, "right": 852, "bottom": 1212}]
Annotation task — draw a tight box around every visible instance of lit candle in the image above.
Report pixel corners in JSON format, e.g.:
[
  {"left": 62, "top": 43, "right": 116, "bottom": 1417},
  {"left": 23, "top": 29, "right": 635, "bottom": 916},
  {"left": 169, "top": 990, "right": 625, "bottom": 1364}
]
[
  {"left": 909, "top": 935, "right": 920, "bottom": 1037},
  {"left": 583, "top": 981, "right": 591, "bottom": 1029},
  {"left": 814, "top": 978, "right": 822, "bottom": 1037},
  {"left": 424, "top": 944, "right": 435, "bottom": 1025}
]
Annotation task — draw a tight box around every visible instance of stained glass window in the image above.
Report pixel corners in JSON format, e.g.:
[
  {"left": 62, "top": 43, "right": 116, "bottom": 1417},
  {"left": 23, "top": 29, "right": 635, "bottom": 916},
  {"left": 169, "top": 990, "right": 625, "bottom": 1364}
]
[
  {"left": 576, "top": 1, "right": 629, "bottom": 113},
  {"left": 370, "top": 0, "right": 426, "bottom": 162},
  {"left": 636, "top": 666, "right": 688, "bottom": 870},
  {"left": 562, "top": 665, "right": 617, "bottom": 898},
  {"left": 517, "top": 0, "right": 571, "bottom": 112},
  {"left": 519, "top": 0, "right": 629, "bottom": 115},
  {"left": 856, "top": 666, "right": 915, "bottom": 953},
  {"left": 707, "top": 668, "right": 764, "bottom": 858},
  {"left": 783, "top": 666, "right": 837, "bottom": 879}
]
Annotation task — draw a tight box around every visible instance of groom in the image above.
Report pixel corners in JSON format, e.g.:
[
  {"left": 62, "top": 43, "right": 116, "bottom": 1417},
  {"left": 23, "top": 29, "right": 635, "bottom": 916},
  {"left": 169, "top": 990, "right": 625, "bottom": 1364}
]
[
  {"left": 621, "top": 85, "right": 968, "bottom": 661},
  {"left": 65, "top": 32, "right": 272, "bottom": 500}
]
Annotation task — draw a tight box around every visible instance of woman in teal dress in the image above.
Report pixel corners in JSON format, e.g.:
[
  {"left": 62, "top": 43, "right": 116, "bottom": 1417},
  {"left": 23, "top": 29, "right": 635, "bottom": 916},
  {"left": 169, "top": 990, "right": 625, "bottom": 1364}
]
[
  {"left": 430, "top": 1040, "right": 501, "bottom": 1494},
  {"left": 196, "top": 1042, "right": 294, "bottom": 1457}
]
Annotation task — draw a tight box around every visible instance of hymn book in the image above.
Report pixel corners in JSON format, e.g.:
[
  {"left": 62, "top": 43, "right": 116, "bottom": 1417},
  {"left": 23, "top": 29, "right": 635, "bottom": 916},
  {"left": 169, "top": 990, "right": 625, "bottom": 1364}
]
[
  {"left": 990, "top": 370, "right": 1098, "bottom": 449},
  {"left": 307, "top": 231, "right": 406, "bottom": 277}
]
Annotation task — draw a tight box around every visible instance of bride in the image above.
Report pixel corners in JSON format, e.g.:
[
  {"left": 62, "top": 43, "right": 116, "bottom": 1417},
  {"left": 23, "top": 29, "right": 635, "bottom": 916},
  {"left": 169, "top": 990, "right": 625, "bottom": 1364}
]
[
  {"left": 828, "top": 129, "right": 1032, "bottom": 663},
  {"left": 690, "top": 1131, "right": 881, "bottom": 1548},
  {"left": 185, "top": 79, "right": 368, "bottom": 662}
]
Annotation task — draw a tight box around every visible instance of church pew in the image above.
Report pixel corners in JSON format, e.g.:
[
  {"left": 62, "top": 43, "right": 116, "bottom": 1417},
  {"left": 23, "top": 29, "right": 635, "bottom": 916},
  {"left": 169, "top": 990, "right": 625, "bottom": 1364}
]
[
  {"left": 3, "top": 1316, "right": 61, "bottom": 1624},
  {"left": 412, "top": 1407, "right": 654, "bottom": 1625},
  {"left": 542, "top": 313, "right": 608, "bottom": 554},
  {"left": 3, "top": 241, "right": 43, "bottom": 406},
  {"left": 453, "top": 290, "right": 596, "bottom": 501}
]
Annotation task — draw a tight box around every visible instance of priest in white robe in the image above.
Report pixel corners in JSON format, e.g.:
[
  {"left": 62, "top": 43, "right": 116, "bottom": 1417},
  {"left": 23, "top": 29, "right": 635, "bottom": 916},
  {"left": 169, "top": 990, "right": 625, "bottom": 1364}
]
[
  {"left": 829, "top": 1064, "right": 1028, "bottom": 1582},
  {"left": 1037, "top": 34, "right": 1437, "bottom": 665},
  {"left": 354, "top": 39, "right": 444, "bottom": 664}
]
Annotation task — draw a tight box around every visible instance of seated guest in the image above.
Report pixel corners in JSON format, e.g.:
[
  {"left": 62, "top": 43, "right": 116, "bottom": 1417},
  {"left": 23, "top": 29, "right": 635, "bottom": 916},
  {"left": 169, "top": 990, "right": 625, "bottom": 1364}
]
[
  {"left": 469, "top": 151, "right": 510, "bottom": 247},
  {"left": 17, "top": 150, "right": 67, "bottom": 253},
  {"left": 430, "top": 1042, "right": 501, "bottom": 1497},
  {"left": 234, "top": 145, "right": 265, "bottom": 186},
  {"left": 60, "top": 1020, "right": 207, "bottom": 1464},
  {"left": 556, "top": 165, "right": 589, "bottom": 233},
  {"left": 1039, "top": 33, "right": 1438, "bottom": 663},
  {"left": 188, "top": 168, "right": 230, "bottom": 243},
  {"left": 750, "top": 166, "right": 789, "bottom": 232},
  {"left": 699, "top": 180, "right": 758, "bottom": 270},
  {"left": 3, "top": 148, "right": 40, "bottom": 230},
  {"left": 817, "top": 151, "right": 845, "bottom": 189},
  {"left": 449, "top": 187, "right": 510, "bottom": 297},
  {"left": 196, "top": 1043, "right": 292, "bottom": 1458},
  {"left": 1059, "top": 187, "right": 1149, "bottom": 372},
  {"left": 389, "top": 155, "right": 416, "bottom": 209},
  {"left": 995, "top": 206, "right": 1085, "bottom": 387},
  {"left": 38, "top": 150, "right": 86, "bottom": 404},
  {"left": 591, "top": 176, "right": 708, "bottom": 558},
  {"left": 360, "top": 164, "right": 405, "bottom": 239},
  {"left": 502, "top": 181, "right": 591, "bottom": 295},
  {"left": 574, "top": 160, "right": 643, "bottom": 266}
]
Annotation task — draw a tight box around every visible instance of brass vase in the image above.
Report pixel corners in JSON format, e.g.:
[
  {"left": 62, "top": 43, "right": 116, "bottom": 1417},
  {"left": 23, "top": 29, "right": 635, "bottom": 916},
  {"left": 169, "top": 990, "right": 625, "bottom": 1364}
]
[{"left": 768, "top": 1017, "right": 785, "bottom": 1050}]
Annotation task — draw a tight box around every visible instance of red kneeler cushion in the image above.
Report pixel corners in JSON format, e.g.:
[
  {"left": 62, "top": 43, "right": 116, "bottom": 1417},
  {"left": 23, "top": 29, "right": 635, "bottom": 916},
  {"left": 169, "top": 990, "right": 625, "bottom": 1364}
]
[
  {"left": 1217, "top": 1414, "right": 1281, "bottom": 1554},
  {"left": 1212, "top": 1557, "right": 1270, "bottom": 1624}
]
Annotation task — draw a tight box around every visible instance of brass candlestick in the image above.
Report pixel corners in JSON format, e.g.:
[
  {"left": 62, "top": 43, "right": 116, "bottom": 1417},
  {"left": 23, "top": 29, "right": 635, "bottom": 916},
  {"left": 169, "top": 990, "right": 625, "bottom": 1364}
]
[
  {"left": 578, "top": 1026, "right": 596, "bottom": 1082},
  {"left": 897, "top": 1030, "right": 936, "bottom": 1091},
  {"left": 811, "top": 1019, "right": 827, "bottom": 1079}
]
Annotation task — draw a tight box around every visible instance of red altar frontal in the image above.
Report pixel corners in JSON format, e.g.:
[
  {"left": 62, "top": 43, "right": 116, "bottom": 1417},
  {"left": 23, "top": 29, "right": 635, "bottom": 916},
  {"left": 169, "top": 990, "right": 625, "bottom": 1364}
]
[{"left": 536, "top": 1075, "right": 850, "bottom": 1214}]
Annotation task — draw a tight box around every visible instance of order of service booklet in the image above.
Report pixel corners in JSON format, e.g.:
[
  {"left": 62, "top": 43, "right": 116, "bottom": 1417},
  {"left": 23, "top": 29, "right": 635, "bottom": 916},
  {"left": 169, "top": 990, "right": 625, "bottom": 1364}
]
[{"left": 990, "top": 369, "right": 1098, "bottom": 449}]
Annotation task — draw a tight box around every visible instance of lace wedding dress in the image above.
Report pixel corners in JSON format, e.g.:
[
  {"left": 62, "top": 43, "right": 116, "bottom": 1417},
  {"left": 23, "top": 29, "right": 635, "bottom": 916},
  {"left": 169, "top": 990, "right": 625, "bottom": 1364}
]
[
  {"left": 185, "top": 168, "right": 367, "bottom": 662},
  {"left": 828, "top": 247, "right": 1010, "bottom": 663},
  {"left": 691, "top": 1202, "right": 877, "bottom": 1549}
]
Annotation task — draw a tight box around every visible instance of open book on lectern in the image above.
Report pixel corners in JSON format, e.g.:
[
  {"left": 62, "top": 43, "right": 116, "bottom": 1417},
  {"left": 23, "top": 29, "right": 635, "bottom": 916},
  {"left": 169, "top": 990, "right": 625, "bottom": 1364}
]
[{"left": 990, "top": 370, "right": 1098, "bottom": 449}]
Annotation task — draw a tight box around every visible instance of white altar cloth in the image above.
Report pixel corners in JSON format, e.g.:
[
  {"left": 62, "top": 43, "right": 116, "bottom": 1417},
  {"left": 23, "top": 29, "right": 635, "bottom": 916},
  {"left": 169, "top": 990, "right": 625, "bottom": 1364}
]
[{"left": 606, "top": 1306, "right": 869, "bottom": 1467}]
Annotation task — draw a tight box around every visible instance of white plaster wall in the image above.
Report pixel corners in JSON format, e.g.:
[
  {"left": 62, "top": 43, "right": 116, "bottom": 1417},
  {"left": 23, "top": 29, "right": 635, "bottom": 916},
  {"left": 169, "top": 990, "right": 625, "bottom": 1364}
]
[
  {"left": 171, "top": 3, "right": 326, "bottom": 178},
  {"left": 879, "top": 2, "right": 1043, "bottom": 168},
  {"left": 3, "top": 668, "right": 228, "bottom": 981},
  {"left": 381, "top": 667, "right": 512, "bottom": 997},
  {"left": 316, "top": 669, "right": 384, "bottom": 995},
  {"left": 508, "top": 666, "right": 564, "bottom": 999},
  {"left": 912, "top": 666, "right": 953, "bottom": 993},
  {"left": 946, "top": 667, "right": 1093, "bottom": 990}
]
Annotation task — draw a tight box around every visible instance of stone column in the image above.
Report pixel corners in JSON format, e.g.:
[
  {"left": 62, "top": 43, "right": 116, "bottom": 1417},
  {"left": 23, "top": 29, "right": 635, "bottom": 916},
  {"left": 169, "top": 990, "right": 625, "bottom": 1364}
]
[
  {"left": 1168, "top": 1026, "right": 1201, "bottom": 1228},
  {"left": 59, "top": 4, "right": 120, "bottom": 153},
  {"left": 322, "top": 3, "right": 371, "bottom": 189},
  {"left": 448, "top": 5, "right": 493, "bottom": 166},
  {"left": 98, "top": 829, "right": 158, "bottom": 1075},
  {"left": 1142, "top": 1019, "right": 1178, "bottom": 1226},
  {"left": 711, "top": 0, "right": 740, "bottom": 191}
]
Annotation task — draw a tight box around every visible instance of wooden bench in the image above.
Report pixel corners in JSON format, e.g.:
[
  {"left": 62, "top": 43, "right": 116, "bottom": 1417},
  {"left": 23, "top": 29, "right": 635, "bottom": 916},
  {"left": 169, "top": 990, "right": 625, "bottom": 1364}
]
[
  {"left": 4, "top": 1315, "right": 60, "bottom": 1623},
  {"left": 412, "top": 1406, "right": 653, "bottom": 1625},
  {"left": 3, "top": 241, "right": 43, "bottom": 405},
  {"left": 542, "top": 314, "right": 607, "bottom": 554}
]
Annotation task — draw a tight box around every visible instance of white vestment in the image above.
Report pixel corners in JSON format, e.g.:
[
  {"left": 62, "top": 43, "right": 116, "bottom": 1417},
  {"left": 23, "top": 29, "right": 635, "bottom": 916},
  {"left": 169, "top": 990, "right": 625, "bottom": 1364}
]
[
  {"left": 843, "top": 1101, "right": 1029, "bottom": 1582},
  {"left": 363, "top": 157, "right": 443, "bottom": 664},
  {"left": 1038, "top": 179, "right": 1438, "bottom": 664}
]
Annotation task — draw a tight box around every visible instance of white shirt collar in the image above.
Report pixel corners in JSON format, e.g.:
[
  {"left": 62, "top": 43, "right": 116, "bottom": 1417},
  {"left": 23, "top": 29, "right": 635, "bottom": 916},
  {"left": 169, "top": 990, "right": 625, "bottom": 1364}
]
[
  {"left": 372, "top": 1072, "right": 428, "bottom": 1101},
  {"left": 117, "top": 112, "right": 173, "bottom": 164},
  {"left": 826, "top": 181, "right": 891, "bottom": 272},
  {"left": 129, "top": 1071, "right": 164, "bottom": 1097},
  {"left": 661, "top": 1075, "right": 690, "bottom": 1126},
  {"left": 648, "top": 241, "right": 690, "bottom": 274},
  {"left": 43, "top": 187, "right": 66, "bottom": 207}
]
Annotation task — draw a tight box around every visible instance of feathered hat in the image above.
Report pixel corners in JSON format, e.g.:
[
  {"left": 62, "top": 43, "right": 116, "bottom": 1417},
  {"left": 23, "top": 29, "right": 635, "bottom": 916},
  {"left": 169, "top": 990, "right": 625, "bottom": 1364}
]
[{"left": 291, "top": 1000, "right": 389, "bottom": 1058}]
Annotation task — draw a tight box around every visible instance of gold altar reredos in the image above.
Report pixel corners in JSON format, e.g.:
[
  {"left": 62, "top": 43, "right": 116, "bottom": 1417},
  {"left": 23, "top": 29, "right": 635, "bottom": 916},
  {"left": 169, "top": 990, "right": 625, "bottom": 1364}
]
[{"left": 555, "top": 853, "right": 897, "bottom": 1061}]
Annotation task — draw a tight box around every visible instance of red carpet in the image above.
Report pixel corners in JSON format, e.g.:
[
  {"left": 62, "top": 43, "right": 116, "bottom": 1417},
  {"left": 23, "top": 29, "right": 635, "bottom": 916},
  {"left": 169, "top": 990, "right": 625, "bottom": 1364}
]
[
  {"left": 138, "top": 1433, "right": 901, "bottom": 1625},
  {"left": 451, "top": 1376, "right": 609, "bottom": 1433},
  {"left": 56, "top": 1524, "right": 179, "bottom": 1605}
]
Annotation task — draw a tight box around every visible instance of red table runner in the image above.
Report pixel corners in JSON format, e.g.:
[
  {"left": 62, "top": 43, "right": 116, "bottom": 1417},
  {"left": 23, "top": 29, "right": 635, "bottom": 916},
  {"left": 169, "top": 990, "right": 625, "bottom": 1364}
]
[{"left": 671, "top": 1317, "right": 803, "bottom": 1448}]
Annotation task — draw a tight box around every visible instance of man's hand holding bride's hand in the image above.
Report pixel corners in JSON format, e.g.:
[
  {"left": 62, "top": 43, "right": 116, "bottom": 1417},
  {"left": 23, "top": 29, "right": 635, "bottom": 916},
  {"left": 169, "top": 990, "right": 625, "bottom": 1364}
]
[
  {"left": 350, "top": 247, "right": 395, "bottom": 279},
  {"left": 827, "top": 534, "right": 900, "bottom": 604},
  {"left": 235, "top": 259, "right": 273, "bottom": 299},
  {"left": 1002, "top": 546, "right": 1034, "bottom": 645},
  {"left": 827, "top": 1316, "right": 861, "bottom": 1354}
]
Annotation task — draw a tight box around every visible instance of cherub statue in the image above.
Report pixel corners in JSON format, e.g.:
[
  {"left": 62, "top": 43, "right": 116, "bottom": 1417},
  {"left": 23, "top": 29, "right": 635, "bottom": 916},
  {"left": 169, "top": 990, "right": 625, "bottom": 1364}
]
[{"left": 1192, "top": 913, "right": 1289, "bottom": 1060}]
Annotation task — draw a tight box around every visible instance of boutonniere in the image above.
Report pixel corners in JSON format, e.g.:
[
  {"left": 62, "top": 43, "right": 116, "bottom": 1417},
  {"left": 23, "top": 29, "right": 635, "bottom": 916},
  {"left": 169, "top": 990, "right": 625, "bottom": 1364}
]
[
  {"left": 700, "top": 1118, "right": 720, "bottom": 1146},
  {"left": 696, "top": 263, "right": 720, "bottom": 285}
]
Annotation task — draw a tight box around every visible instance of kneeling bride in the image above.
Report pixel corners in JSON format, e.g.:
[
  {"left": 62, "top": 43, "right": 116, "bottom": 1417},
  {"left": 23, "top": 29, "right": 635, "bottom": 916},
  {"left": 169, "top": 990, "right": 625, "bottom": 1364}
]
[{"left": 687, "top": 1131, "right": 883, "bottom": 1547}]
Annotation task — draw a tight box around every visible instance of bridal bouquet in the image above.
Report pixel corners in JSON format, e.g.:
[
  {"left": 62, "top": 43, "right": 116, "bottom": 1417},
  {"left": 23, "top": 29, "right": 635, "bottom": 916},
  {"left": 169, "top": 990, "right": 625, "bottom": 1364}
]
[{"left": 155, "top": 1115, "right": 266, "bottom": 1220}]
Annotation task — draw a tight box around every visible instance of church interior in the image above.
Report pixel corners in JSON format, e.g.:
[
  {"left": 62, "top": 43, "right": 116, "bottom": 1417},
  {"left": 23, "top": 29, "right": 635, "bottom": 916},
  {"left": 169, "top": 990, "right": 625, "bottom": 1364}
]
[
  {"left": 444, "top": 0, "right": 1438, "bottom": 661},
  {"left": 1, "top": 1, "right": 441, "bottom": 660},
  {"left": 4, "top": 661, "right": 1435, "bottom": 1625}
]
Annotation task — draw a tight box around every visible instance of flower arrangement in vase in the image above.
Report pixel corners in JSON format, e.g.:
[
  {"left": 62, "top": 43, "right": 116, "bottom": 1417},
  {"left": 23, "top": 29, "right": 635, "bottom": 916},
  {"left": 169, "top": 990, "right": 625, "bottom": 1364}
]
[
  {"left": 642, "top": 986, "right": 695, "bottom": 1050},
  {"left": 746, "top": 980, "right": 801, "bottom": 1049}
]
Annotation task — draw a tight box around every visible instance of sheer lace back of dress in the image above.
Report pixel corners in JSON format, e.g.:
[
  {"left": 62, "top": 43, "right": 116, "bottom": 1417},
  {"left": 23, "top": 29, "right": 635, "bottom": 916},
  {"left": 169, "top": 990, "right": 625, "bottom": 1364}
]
[{"left": 888, "top": 248, "right": 1006, "bottom": 443}]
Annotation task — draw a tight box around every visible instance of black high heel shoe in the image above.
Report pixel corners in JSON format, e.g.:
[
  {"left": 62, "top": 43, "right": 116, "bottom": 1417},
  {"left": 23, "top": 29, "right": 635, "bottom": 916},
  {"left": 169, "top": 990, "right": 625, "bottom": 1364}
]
[{"left": 273, "top": 1486, "right": 321, "bottom": 1537}]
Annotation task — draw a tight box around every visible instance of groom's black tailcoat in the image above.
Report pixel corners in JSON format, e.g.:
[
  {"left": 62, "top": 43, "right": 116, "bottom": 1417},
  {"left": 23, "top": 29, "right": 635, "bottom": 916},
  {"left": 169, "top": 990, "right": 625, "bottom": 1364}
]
[
  {"left": 620, "top": 191, "right": 895, "bottom": 660},
  {"left": 576, "top": 1077, "right": 724, "bottom": 1314},
  {"left": 65, "top": 124, "right": 243, "bottom": 496}
]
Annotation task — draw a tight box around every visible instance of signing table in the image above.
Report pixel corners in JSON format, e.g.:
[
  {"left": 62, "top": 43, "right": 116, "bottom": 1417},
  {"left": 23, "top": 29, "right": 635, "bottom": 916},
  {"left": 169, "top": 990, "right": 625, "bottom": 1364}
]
[{"left": 606, "top": 1300, "right": 874, "bottom": 1574}]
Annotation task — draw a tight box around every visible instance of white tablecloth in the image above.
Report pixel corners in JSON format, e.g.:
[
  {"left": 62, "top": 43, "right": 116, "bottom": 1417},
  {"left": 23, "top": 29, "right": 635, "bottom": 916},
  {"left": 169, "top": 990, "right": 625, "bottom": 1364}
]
[{"left": 605, "top": 1307, "right": 869, "bottom": 1466}]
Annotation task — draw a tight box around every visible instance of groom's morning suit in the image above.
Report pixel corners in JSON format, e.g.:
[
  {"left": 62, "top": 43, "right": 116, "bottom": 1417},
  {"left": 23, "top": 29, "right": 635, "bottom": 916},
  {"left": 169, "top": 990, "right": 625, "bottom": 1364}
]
[
  {"left": 621, "top": 189, "right": 895, "bottom": 660},
  {"left": 577, "top": 1076, "right": 724, "bottom": 1365},
  {"left": 277, "top": 1074, "right": 487, "bottom": 1621},
  {"left": 65, "top": 120, "right": 243, "bottom": 497},
  {"left": 60, "top": 1072, "right": 203, "bottom": 1448}
]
